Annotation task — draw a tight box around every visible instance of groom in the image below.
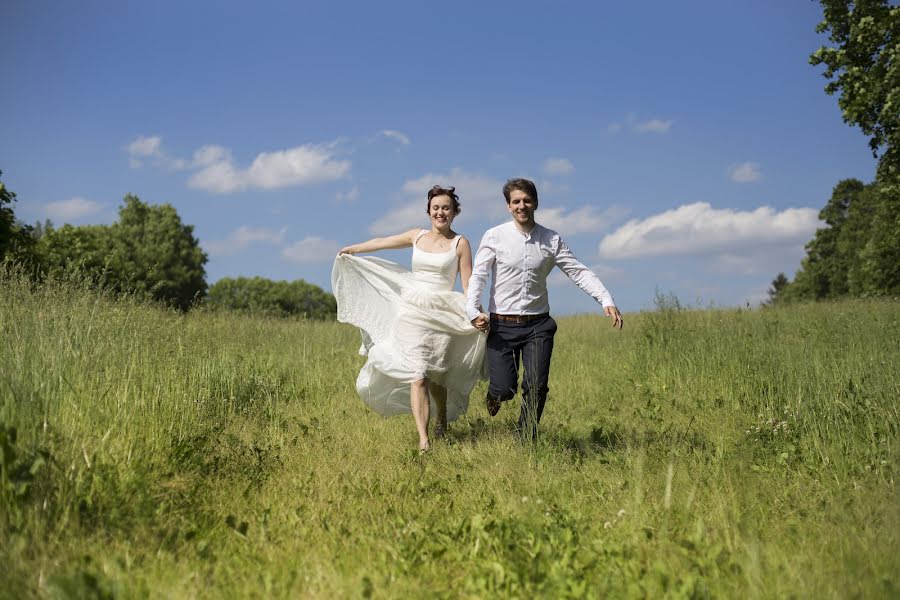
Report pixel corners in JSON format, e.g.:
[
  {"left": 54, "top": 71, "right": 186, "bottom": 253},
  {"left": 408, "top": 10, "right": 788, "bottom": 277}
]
[{"left": 466, "top": 178, "right": 623, "bottom": 439}]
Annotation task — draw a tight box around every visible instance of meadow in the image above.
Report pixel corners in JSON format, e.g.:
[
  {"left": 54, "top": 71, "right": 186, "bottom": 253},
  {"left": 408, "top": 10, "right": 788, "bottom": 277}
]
[{"left": 1, "top": 267, "right": 898, "bottom": 599}]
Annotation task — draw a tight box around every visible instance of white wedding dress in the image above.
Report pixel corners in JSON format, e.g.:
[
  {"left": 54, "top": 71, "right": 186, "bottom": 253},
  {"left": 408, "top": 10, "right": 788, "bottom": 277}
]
[{"left": 331, "top": 231, "right": 486, "bottom": 421}]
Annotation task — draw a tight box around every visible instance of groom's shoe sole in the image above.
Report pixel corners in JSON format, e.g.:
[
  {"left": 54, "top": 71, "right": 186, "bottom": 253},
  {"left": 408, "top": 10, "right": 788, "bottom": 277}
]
[{"left": 486, "top": 393, "right": 501, "bottom": 417}]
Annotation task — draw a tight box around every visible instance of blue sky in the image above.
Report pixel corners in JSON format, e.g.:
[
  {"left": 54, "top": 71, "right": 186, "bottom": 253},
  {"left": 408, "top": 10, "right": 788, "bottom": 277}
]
[{"left": 1, "top": 1, "right": 878, "bottom": 313}]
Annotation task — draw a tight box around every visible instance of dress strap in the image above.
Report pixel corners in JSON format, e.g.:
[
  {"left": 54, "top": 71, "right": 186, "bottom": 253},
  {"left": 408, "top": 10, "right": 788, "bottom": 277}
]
[
  {"left": 451, "top": 235, "right": 462, "bottom": 250},
  {"left": 413, "top": 229, "right": 428, "bottom": 248}
]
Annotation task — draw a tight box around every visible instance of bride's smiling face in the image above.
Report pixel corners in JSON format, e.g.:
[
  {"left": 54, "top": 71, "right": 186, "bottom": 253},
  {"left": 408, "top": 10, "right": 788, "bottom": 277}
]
[{"left": 429, "top": 194, "right": 456, "bottom": 230}]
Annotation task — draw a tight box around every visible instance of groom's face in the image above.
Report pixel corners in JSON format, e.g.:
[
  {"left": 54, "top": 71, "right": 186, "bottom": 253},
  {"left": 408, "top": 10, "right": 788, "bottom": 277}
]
[{"left": 506, "top": 189, "right": 537, "bottom": 226}]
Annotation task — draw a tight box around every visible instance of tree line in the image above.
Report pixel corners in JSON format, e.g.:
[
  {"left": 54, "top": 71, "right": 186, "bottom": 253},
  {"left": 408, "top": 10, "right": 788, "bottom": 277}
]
[
  {"left": 0, "top": 178, "right": 336, "bottom": 319},
  {"left": 770, "top": 0, "right": 898, "bottom": 304}
]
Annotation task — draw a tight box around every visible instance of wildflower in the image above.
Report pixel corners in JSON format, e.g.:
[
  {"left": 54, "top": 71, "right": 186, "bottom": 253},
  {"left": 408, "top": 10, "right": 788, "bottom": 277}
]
[{"left": 604, "top": 521, "right": 612, "bottom": 530}]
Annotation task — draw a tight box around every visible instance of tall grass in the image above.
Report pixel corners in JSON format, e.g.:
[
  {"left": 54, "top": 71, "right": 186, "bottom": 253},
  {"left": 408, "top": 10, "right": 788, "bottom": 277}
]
[{"left": 1, "top": 266, "right": 897, "bottom": 598}]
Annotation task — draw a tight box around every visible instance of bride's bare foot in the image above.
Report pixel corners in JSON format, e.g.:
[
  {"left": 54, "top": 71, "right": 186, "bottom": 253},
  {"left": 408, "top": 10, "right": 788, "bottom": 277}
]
[{"left": 419, "top": 439, "right": 430, "bottom": 454}]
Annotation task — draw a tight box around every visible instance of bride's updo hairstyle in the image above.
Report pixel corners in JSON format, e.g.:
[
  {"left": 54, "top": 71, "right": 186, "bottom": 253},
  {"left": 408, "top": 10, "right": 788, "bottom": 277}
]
[{"left": 426, "top": 185, "right": 461, "bottom": 215}]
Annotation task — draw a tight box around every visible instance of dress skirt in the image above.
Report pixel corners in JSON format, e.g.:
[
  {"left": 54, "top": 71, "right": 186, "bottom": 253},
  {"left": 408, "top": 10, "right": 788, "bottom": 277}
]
[{"left": 332, "top": 254, "right": 486, "bottom": 421}]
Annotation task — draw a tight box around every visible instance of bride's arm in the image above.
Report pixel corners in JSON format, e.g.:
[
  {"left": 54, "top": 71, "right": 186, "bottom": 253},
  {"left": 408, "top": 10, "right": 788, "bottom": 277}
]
[
  {"left": 457, "top": 237, "right": 474, "bottom": 296},
  {"left": 338, "top": 229, "right": 419, "bottom": 255}
]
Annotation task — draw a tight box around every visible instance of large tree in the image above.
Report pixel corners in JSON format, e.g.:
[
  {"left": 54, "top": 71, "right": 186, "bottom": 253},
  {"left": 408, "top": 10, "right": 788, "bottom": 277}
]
[
  {"left": 109, "top": 195, "right": 208, "bottom": 310},
  {"left": 811, "top": 0, "right": 900, "bottom": 181},
  {"left": 778, "top": 2, "right": 900, "bottom": 302},
  {"left": 854, "top": 183, "right": 900, "bottom": 295},
  {"left": 779, "top": 178, "right": 893, "bottom": 301},
  {"left": 36, "top": 195, "right": 208, "bottom": 310},
  {"left": 791, "top": 179, "right": 868, "bottom": 299}
]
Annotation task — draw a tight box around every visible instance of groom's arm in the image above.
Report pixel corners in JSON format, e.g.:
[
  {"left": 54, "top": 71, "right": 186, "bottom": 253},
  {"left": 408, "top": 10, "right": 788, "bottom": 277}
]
[
  {"left": 466, "top": 231, "right": 495, "bottom": 326},
  {"left": 554, "top": 235, "right": 623, "bottom": 329}
]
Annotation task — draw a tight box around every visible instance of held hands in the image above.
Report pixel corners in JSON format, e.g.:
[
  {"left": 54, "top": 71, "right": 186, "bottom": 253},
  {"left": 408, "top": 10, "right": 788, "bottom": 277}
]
[
  {"left": 605, "top": 305, "right": 624, "bottom": 330},
  {"left": 471, "top": 312, "right": 489, "bottom": 333}
]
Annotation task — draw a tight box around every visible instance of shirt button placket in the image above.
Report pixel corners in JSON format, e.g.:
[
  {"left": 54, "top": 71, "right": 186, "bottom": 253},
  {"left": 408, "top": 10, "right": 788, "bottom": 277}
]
[{"left": 520, "top": 236, "right": 527, "bottom": 311}]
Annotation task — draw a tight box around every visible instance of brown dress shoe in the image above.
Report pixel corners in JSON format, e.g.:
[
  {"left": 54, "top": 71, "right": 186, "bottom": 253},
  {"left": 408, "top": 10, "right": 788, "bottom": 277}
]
[{"left": 486, "top": 392, "right": 501, "bottom": 417}]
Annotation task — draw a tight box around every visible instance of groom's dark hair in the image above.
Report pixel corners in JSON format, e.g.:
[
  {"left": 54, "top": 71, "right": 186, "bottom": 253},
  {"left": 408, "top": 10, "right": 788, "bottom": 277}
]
[{"left": 503, "top": 178, "right": 539, "bottom": 205}]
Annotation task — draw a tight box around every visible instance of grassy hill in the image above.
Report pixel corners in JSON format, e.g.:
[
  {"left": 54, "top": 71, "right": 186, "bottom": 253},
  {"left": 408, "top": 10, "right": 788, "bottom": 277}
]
[{"left": 1, "top": 268, "right": 897, "bottom": 598}]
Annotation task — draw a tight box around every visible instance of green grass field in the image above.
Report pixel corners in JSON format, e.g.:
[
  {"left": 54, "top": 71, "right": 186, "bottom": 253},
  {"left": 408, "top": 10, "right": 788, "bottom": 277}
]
[{"left": 1, "top": 268, "right": 898, "bottom": 598}]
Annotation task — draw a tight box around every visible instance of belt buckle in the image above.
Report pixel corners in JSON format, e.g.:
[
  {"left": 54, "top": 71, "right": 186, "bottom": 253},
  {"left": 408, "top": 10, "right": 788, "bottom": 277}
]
[{"left": 514, "top": 315, "right": 525, "bottom": 324}]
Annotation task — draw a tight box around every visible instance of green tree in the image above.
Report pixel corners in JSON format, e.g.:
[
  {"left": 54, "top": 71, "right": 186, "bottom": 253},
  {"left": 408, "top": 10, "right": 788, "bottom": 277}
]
[
  {"left": 30, "top": 219, "right": 54, "bottom": 240},
  {"left": 790, "top": 179, "right": 866, "bottom": 299},
  {"left": 0, "top": 172, "right": 36, "bottom": 263},
  {"left": 37, "top": 224, "right": 115, "bottom": 277},
  {"left": 109, "top": 195, "right": 208, "bottom": 311},
  {"left": 783, "top": 177, "right": 898, "bottom": 300},
  {"left": 35, "top": 195, "right": 208, "bottom": 310},
  {"left": 766, "top": 272, "right": 791, "bottom": 305},
  {"left": 207, "top": 276, "right": 336, "bottom": 320},
  {"left": 855, "top": 183, "right": 900, "bottom": 295},
  {"left": 811, "top": 0, "right": 900, "bottom": 180}
]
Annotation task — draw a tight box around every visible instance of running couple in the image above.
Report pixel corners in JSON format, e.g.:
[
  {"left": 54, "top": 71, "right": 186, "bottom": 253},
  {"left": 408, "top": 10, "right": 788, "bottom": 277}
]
[{"left": 331, "top": 178, "right": 623, "bottom": 453}]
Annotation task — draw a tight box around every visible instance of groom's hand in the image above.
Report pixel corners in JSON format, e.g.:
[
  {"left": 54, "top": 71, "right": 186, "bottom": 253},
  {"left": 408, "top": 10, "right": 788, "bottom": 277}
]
[
  {"left": 472, "top": 313, "right": 489, "bottom": 333},
  {"left": 605, "top": 306, "right": 624, "bottom": 330}
]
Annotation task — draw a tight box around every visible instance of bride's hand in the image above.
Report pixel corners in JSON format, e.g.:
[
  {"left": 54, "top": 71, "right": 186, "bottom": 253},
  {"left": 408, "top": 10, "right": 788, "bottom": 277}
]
[{"left": 338, "top": 245, "right": 357, "bottom": 255}]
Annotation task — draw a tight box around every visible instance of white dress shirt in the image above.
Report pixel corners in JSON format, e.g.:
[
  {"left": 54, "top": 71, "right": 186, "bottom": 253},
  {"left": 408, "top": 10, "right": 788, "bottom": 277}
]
[{"left": 466, "top": 221, "right": 616, "bottom": 322}]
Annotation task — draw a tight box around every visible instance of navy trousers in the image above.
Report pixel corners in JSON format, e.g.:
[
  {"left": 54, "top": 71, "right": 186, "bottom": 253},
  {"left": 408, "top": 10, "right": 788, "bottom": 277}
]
[{"left": 486, "top": 314, "right": 557, "bottom": 439}]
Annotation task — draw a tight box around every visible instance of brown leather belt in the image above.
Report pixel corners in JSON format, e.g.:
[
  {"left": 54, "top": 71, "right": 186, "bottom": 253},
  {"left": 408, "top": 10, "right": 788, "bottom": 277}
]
[{"left": 491, "top": 312, "right": 549, "bottom": 324}]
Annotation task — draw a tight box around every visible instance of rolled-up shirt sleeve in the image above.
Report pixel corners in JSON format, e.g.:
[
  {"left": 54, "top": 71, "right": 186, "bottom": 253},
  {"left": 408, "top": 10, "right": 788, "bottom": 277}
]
[
  {"left": 466, "top": 231, "right": 495, "bottom": 322},
  {"left": 553, "top": 235, "right": 616, "bottom": 308}
]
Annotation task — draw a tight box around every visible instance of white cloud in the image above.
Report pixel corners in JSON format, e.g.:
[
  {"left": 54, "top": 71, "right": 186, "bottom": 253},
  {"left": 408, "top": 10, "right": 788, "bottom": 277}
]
[
  {"left": 282, "top": 236, "right": 343, "bottom": 263},
  {"left": 203, "top": 226, "right": 287, "bottom": 257},
  {"left": 634, "top": 119, "right": 673, "bottom": 134},
  {"left": 542, "top": 157, "right": 575, "bottom": 176},
  {"left": 368, "top": 169, "right": 504, "bottom": 235},
  {"left": 335, "top": 185, "right": 359, "bottom": 204},
  {"left": 369, "top": 201, "right": 428, "bottom": 236},
  {"left": 363, "top": 168, "right": 506, "bottom": 235},
  {"left": 540, "top": 180, "right": 571, "bottom": 195},
  {"left": 728, "top": 161, "right": 763, "bottom": 183},
  {"left": 126, "top": 135, "right": 162, "bottom": 158},
  {"left": 537, "top": 205, "right": 623, "bottom": 235},
  {"left": 125, "top": 135, "right": 187, "bottom": 169},
  {"left": 188, "top": 142, "right": 350, "bottom": 193},
  {"left": 44, "top": 197, "right": 103, "bottom": 221},
  {"left": 381, "top": 130, "right": 411, "bottom": 145},
  {"left": 598, "top": 202, "right": 820, "bottom": 259},
  {"left": 401, "top": 168, "right": 502, "bottom": 208},
  {"left": 374, "top": 172, "right": 624, "bottom": 236},
  {"left": 126, "top": 135, "right": 349, "bottom": 193},
  {"left": 192, "top": 144, "right": 231, "bottom": 167},
  {"left": 188, "top": 149, "right": 243, "bottom": 193},
  {"left": 608, "top": 114, "right": 673, "bottom": 134}
]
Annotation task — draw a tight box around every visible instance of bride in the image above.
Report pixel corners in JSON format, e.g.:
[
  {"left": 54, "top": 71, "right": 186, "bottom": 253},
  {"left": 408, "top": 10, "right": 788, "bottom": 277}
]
[{"left": 332, "top": 185, "right": 486, "bottom": 453}]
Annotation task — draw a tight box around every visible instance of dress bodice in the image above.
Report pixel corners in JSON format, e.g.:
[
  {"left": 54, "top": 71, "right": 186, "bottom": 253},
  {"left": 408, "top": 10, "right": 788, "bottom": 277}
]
[{"left": 411, "top": 230, "right": 460, "bottom": 291}]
